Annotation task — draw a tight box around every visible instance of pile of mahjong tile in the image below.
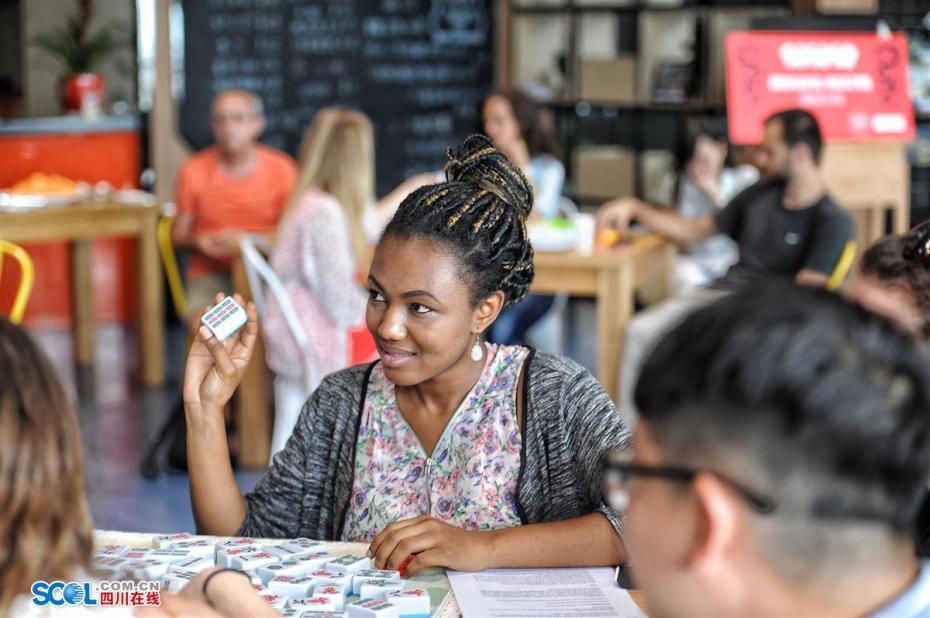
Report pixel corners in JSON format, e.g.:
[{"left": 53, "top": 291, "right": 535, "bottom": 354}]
[{"left": 91, "top": 533, "right": 432, "bottom": 618}]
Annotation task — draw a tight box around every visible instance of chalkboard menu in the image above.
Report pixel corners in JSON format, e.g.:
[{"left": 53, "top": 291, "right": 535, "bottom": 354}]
[{"left": 180, "top": 0, "right": 494, "bottom": 195}]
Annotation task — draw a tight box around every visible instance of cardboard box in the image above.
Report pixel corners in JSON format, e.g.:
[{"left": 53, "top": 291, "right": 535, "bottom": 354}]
[
  {"left": 817, "top": 0, "right": 877, "bottom": 14},
  {"left": 573, "top": 146, "right": 636, "bottom": 199},
  {"left": 579, "top": 57, "right": 636, "bottom": 104}
]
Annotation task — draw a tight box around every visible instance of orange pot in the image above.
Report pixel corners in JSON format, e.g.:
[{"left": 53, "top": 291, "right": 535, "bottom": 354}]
[{"left": 63, "top": 73, "right": 105, "bottom": 112}]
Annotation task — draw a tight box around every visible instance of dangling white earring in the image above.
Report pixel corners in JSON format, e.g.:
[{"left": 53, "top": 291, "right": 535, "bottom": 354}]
[{"left": 471, "top": 334, "right": 483, "bottom": 362}]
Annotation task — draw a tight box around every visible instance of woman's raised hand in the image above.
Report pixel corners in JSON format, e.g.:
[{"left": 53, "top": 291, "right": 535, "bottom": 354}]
[{"left": 183, "top": 292, "right": 259, "bottom": 417}]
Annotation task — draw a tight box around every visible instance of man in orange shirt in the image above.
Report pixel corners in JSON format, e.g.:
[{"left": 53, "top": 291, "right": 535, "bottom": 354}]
[{"left": 172, "top": 90, "right": 296, "bottom": 329}]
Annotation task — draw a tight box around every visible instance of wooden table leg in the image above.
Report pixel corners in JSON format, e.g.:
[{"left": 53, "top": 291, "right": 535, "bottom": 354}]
[
  {"left": 869, "top": 206, "right": 886, "bottom": 246},
  {"left": 597, "top": 263, "right": 633, "bottom": 401},
  {"left": 894, "top": 202, "right": 909, "bottom": 235},
  {"left": 71, "top": 240, "right": 94, "bottom": 368},
  {"left": 138, "top": 213, "right": 165, "bottom": 386},
  {"left": 232, "top": 258, "right": 271, "bottom": 468},
  {"left": 659, "top": 241, "right": 677, "bottom": 301}
]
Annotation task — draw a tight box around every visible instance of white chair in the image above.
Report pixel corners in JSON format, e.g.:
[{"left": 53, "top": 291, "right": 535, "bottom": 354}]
[{"left": 238, "top": 234, "right": 312, "bottom": 461}]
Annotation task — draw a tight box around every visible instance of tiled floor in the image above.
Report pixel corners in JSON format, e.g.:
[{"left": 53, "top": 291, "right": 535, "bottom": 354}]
[
  {"left": 29, "top": 303, "right": 597, "bottom": 535},
  {"left": 32, "top": 323, "right": 263, "bottom": 534}
]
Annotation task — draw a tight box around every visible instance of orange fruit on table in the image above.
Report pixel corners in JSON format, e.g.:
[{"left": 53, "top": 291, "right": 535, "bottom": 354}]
[
  {"left": 597, "top": 228, "right": 623, "bottom": 246},
  {"left": 7, "top": 172, "right": 79, "bottom": 195}
]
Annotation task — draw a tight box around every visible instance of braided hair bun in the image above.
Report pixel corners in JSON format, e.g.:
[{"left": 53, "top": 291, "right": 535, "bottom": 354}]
[{"left": 383, "top": 134, "right": 535, "bottom": 308}]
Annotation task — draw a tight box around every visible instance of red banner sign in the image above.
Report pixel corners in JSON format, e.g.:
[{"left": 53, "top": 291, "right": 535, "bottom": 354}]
[{"left": 725, "top": 32, "right": 915, "bottom": 144}]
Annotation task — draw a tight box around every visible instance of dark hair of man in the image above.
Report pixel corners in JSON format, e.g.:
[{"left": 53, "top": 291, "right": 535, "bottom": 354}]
[
  {"left": 480, "top": 89, "right": 561, "bottom": 160},
  {"left": 634, "top": 282, "right": 930, "bottom": 582},
  {"left": 861, "top": 228, "right": 930, "bottom": 338},
  {"left": 767, "top": 108, "right": 823, "bottom": 163},
  {"left": 382, "top": 134, "right": 535, "bottom": 309}
]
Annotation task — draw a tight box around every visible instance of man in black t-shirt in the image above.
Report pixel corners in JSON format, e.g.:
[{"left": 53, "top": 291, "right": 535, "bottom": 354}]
[{"left": 597, "top": 109, "right": 854, "bottom": 419}]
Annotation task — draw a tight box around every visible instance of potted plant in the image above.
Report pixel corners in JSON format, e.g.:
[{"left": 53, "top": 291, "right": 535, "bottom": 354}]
[{"left": 32, "top": 0, "right": 124, "bottom": 113}]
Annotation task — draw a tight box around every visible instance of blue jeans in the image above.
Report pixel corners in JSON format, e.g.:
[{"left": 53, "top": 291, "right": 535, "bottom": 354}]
[{"left": 489, "top": 295, "right": 555, "bottom": 346}]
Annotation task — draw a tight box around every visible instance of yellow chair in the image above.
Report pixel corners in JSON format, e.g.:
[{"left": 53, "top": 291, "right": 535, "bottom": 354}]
[
  {"left": 0, "top": 240, "right": 35, "bottom": 324},
  {"left": 157, "top": 214, "right": 188, "bottom": 320},
  {"left": 827, "top": 241, "right": 857, "bottom": 291}
]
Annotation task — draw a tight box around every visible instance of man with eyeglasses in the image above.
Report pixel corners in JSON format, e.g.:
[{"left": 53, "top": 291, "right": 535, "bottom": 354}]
[
  {"left": 607, "top": 282, "right": 930, "bottom": 617},
  {"left": 172, "top": 90, "right": 296, "bottom": 331}
]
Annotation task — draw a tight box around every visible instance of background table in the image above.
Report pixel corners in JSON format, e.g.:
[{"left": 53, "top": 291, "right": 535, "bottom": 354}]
[
  {"left": 532, "top": 234, "right": 676, "bottom": 400},
  {"left": 0, "top": 200, "right": 165, "bottom": 386}
]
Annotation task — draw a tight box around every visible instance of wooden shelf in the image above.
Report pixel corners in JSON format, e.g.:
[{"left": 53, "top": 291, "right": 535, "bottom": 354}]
[
  {"left": 539, "top": 98, "right": 726, "bottom": 112},
  {"left": 510, "top": 1, "right": 789, "bottom": 15}
]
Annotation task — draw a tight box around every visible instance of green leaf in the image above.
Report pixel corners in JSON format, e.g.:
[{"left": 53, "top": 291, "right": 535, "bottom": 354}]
[{"left": 29, "top": 5, "right": 128, "bottom": 76}]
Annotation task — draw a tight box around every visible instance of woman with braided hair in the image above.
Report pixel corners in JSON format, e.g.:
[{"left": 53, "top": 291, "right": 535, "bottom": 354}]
[{"left": 183, "top": 135, "right": 631, "bottom": 575}]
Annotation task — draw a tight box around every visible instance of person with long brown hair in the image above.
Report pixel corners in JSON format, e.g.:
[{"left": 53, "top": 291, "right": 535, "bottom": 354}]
[
  {"left": 0, "top": 317, "right": 94, "bottom": 614},
  {"left": 261, "top": 107, "right": 376, "bottom": 456},
  {"left": 0, "top": 317, "right": 276, "bottom": 616}
]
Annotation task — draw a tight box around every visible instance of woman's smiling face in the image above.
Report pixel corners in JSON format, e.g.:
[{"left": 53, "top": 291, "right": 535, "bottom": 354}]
[{"left": 366, "top": 235, "right": 502, "bottom": 387}]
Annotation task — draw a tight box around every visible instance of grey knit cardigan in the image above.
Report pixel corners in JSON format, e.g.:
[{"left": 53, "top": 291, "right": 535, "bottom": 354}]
[{"left": 237, "top": 349, "right": 631, "bottom": 540}]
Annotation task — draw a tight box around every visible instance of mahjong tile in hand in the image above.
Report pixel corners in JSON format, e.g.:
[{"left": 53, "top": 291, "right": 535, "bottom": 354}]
[
  {"left": 326, "top": 555, "right": 372, "bottom": 574},
  {"left": 289, "top": 596, "right": 338, "bottom": 612},
  {"left": 385, "top": 588, "right": 430, "bottom": 616},
  {"left": 352, "top": 570, "right": 401, "bottom": 595},
  {"left": 347, "top": 598, "right": 400, "bottom": 618},
  {"left": 267, "top": 574, "right": 316, "bottom": 598},
  {"left": 359, "top": 579, "right": 405, "bottom": 601},
  {"left": 200, "top": 296, "right": 247, "bottom": 341},
  {"left": 299, "top": 613, "right": 347, "bottom": 618}
]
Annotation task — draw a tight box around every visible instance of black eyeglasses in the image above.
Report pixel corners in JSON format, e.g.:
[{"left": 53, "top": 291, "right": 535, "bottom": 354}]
[
  {"left": 903, "top": 220, "right": 930, "bottom": 265},
  {"left": 604, "top": 459, "right": 777, "bottom": 515}
]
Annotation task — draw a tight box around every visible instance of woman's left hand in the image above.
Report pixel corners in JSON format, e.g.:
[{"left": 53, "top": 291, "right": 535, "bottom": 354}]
[{"left": 368, "top": 515, "right": 495, "bottom": 577}]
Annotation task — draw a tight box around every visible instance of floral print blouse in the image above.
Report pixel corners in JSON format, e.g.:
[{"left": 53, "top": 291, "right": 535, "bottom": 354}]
[{"left": 341, "top": 344, "right": 529, "bottom": 541}]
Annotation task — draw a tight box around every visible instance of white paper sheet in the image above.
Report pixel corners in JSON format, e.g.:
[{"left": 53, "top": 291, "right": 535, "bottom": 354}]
[{"left": 447, "top": 567, "right": 645, "bottom": 618}]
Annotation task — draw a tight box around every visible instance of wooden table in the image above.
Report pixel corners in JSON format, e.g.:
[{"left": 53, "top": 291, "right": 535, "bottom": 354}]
[
  {"left": 532, "top": 233, "right": 676, "bottom": 401},
  {"left": 0, "top": 200, "right": 165, "bottom": 386},
  {"left": 95, "top": 529, "right": 647, "bottom": 616}
]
